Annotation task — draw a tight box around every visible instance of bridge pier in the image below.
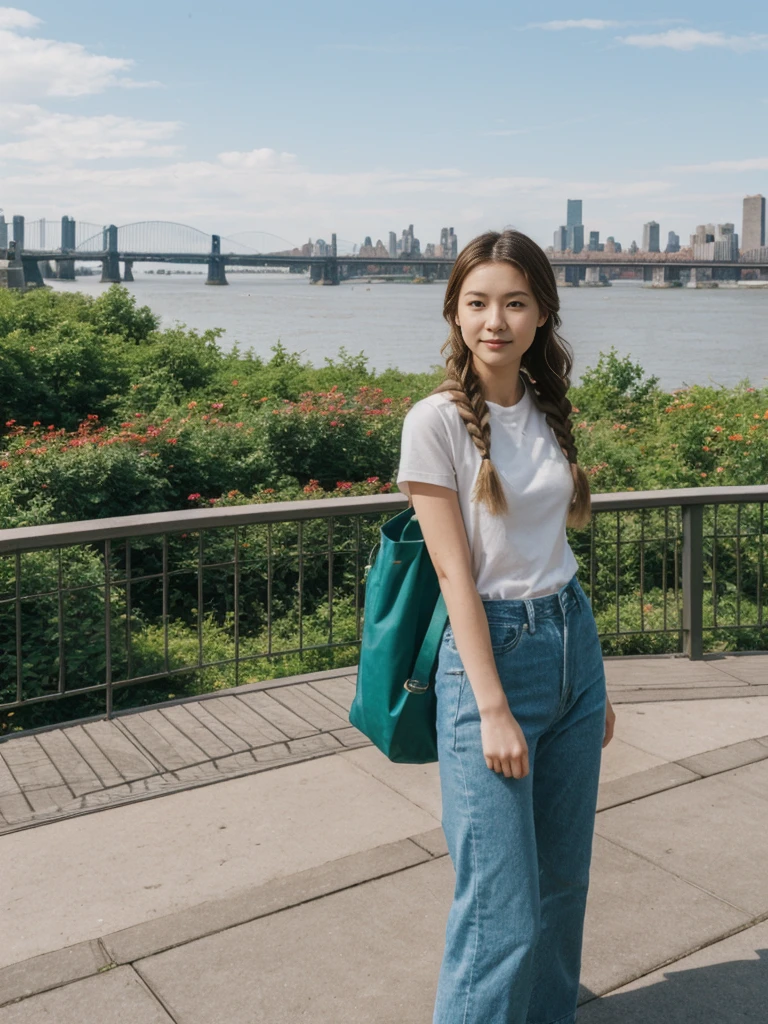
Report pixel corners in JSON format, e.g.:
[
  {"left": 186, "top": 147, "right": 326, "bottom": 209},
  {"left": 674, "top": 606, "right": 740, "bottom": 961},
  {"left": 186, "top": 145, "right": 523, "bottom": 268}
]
[
  {"left": 56, "top": 258, "right": 75, "bottom": 280},
  {"left": 40, "top": 260, "right": 56, "bottom": 280},
  {"left": 0, "top": 243, "right": 26, "bottom": 290},
  {"left": 206, "top": 234, "right": 228, "bottom": 285},
  {"left": 122, "top": 260, "right": 134, "bottom": 282},
  {"left": 687, "top": 266, "right": 716, "bottom": 289},
  {"left": 101, "top": 224, "right": 121, "bottom": 283},
  {"left": 554, "top": 265, "right": 579, "bottom": 287},
  {"left": 583, "top": 266, "right": 610, "bottom": 286},
  {"left": 309, "top": 258, "right": 339, "bottom": 285},
  {"left": 21, "top": 256, "right": 46, "bottom": 289},
  {"left": 644, "top": 265, "right": 682, "bottom": 288},
  {"left": 57, "top": 215, "right": 76, "bottom": 280}
]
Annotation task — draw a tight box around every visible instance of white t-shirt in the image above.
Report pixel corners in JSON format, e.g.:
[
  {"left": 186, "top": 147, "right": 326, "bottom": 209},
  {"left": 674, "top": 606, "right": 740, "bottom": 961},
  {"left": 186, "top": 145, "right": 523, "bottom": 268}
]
[{"left": 395, "top": 373, "right": 579, "bottom": 600}]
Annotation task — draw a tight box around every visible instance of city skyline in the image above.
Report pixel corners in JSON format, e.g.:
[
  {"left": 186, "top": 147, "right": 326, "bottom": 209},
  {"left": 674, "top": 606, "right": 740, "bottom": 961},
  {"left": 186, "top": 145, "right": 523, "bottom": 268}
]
[{"left": 3, "top": 2, "right": 768, "bottom": 250}]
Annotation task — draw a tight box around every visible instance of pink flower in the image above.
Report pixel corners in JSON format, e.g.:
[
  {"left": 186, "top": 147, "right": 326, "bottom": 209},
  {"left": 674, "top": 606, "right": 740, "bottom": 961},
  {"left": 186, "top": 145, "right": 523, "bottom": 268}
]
[{"left": 188, "top": 493, "right": 201, "bottom": 500}]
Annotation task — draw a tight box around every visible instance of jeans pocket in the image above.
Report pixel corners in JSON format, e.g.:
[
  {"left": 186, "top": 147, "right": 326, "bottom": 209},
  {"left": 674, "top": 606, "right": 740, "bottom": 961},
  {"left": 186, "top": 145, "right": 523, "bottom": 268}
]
[{"left": 443, "top": 619, "right": 526, "bottom": 657}]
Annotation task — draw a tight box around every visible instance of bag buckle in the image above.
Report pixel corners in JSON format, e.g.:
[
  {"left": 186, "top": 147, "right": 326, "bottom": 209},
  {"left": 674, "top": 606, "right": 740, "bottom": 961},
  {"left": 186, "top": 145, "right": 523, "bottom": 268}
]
[{"left": 404, "top": 678, "right": 430, "bottom": 693}]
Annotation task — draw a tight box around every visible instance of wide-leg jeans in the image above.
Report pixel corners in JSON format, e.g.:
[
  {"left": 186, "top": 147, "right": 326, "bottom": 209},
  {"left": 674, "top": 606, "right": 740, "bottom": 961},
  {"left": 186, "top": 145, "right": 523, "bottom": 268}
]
[{"left": 432, "top": 573, "right": 607, "bottom": 1024}]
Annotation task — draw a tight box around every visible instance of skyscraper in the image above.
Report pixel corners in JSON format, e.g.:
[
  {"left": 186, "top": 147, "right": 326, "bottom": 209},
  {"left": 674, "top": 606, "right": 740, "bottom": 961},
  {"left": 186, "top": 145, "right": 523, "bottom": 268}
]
[
  {"left": 665, "top": 231, "right": 680, "bottom": 253},
  {"left": 742, "top": 195, "right": 766, "bottom": 251},
  {"left": 642, "top": 221, "right": 660, "bottom": 252},
  {"left": 553, "top": 226, "right": 567, "bottom": 251},
  {"left": 566, "top": 199, "right": 583, "bottom": 252}
]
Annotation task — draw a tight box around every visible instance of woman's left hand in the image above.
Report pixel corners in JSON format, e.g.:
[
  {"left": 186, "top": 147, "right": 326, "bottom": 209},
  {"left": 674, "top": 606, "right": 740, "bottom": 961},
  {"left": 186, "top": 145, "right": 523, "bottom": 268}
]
[{"left": 603, "top": 696, "right": 616, "bottom": 748}]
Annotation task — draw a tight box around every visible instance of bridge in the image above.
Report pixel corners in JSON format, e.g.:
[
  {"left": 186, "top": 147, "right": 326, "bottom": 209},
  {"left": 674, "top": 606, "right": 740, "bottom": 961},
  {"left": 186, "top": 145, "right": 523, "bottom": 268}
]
[
  {"left": 0, "top": 216, "right": 456, "bottom": 290},
  {"left": 2, "top": 215, "right": 768, "bottom": 291}
]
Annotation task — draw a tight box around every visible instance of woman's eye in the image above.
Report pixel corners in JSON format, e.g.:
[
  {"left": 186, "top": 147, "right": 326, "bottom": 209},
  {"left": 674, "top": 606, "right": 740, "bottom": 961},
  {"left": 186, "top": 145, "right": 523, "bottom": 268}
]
[{"left": 468, "top": 300, "right": 523, "bottom": 308}]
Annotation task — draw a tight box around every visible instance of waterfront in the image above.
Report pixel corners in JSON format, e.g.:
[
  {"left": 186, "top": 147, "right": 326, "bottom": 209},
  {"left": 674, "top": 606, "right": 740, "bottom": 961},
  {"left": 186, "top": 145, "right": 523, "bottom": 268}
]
[{"left": 48, "top": 270, "right": 768, "bottom": 392}]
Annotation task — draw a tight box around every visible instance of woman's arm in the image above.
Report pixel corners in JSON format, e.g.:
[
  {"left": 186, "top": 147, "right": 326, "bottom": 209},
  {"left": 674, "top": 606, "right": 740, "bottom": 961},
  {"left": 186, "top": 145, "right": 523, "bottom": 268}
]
[
  {"left": 408, "top": 481, "right": 508, "bottom": 715},
  {"left": 408, "top": 481, "right": 530, "bottom": 777}
]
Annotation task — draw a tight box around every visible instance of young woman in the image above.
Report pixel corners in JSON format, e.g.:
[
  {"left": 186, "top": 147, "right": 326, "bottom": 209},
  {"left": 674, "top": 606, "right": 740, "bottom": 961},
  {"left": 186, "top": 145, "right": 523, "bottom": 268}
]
[{"left": 396, "top": 229, "right": 616, "bottom": 1024}]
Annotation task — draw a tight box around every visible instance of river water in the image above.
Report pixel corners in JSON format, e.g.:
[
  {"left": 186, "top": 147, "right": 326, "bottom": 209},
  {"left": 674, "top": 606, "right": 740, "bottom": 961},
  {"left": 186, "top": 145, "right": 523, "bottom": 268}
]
[{"left": 47, "top": 269, "right": 767, "bottom": 392}]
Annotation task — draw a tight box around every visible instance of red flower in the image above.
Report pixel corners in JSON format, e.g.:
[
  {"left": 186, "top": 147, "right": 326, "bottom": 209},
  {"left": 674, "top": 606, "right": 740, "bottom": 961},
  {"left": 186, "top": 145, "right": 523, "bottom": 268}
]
[
  {"left": 188, "top": 493, "right": 201, "bottom": 500},
  {"left": 32, "top": 420, "right": 41, "bottom": 426}
]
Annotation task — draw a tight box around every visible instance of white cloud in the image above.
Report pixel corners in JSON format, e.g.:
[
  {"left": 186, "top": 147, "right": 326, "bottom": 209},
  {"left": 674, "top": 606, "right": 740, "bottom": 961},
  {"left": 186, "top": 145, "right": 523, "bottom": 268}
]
[
  {"left": 0, "top": 6, "right": 40, "bottom": 29},
  {"left": 618, "top": 29, "right": 768, "bottom": 52},
  {"left": 528, "top": 18, "right": 686, "bottom": 32},
  {"left": 0, "top": 104, "right": 182, "bottom": 162},
  {"left": 669, "top": 157, "right": 768, "bottom": 173},
  {"left": 218, "top": 148, "right": 299, "bottom": 169},
  {"left": 0, "top": 8, "right": 157, "bottom": 98},
  {"left": 531, "top": 19, "right": 623, "bottom": 31}
]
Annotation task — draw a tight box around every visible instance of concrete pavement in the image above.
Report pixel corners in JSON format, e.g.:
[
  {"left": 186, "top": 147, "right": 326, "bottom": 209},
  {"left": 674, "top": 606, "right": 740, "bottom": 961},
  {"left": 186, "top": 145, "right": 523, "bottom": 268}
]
[{"left": 1, "top": 653, "right": 767, "bottom": 1022}]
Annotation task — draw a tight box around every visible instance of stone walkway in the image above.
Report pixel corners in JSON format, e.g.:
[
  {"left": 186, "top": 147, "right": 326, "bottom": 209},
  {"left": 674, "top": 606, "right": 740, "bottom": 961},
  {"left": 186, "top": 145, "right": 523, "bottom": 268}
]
[
  {"left": 1, "top": 653, "right": 767, "bottom": 1021},
  {"left": 1, "top": 652, "right": 766, "bottom": 835}
]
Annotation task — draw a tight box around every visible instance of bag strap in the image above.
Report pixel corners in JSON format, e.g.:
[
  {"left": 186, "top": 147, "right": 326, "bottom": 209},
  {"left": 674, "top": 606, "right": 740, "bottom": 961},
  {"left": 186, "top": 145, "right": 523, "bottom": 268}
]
[{"left": 404, "top": 590, "right": 448, "bottom": 693}]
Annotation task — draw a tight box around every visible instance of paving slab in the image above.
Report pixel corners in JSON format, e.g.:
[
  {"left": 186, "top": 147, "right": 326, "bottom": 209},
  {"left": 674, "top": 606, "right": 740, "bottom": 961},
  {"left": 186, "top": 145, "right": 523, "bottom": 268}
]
[
  {"left": 578, "top": 917, "right": 768, "bottom": 1023},
  {"left": 596, "top": 761, "right": 700, "bottom": 812},
  {"left": 595, "top": 736, "right": 669, "bottom": 783},
  {"left": 134, "top": 856, "right": 453, "bottom": 1024},
  {"left": 0, "top": 966, "right": 174, "bottom": 1024},
  {"left": 0, "top": 754, "right": 439, "bottom": 969},
  {"left": 102, "top": 837, "right": 431, "bottom": 965},
  {"left": 595, "top": 773, "right": 768, "bottom": 915},
  {"left": 132, "top": 830, "right": 752, "bottom": 1024},
  {"left": 580, "top": 835, "right": 750, "bottom": 997},
  {"left": 609, "top": 695, "right": 768, "bottom": 761},
  {"left": 677, "top": 736, "right": 768, "bottom": 776},
  {"left": 338, "top": 745, "right": 443, "bottom": 819},
  {"left": 0, "top": 939, "right": 109, "bottom": 1008}
]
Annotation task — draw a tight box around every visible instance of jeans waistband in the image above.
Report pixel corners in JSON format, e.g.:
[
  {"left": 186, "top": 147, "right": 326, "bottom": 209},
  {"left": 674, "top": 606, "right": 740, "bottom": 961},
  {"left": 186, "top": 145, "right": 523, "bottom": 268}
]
[{"left": 480, "top": 572, "right": 582, "bottom": 631}]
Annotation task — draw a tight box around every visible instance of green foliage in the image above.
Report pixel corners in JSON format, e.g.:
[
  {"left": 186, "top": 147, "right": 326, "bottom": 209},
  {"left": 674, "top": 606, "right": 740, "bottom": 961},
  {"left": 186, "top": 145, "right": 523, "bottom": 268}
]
[{"left": 2, "top": 286, "right": 768, "bottom": 736}]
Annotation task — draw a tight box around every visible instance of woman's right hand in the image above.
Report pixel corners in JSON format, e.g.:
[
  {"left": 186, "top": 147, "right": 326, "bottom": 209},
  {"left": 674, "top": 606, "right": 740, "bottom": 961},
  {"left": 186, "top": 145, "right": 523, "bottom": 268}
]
[{"left": 480, "top": 704, "right": 529, "bottom": 779}]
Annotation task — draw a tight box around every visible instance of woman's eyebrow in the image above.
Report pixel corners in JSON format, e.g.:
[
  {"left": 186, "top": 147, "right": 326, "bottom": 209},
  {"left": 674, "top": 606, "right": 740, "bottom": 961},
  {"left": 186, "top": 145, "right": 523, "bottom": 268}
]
[{"left": 464, "top": 290, "right": 530, "bottom": 298}]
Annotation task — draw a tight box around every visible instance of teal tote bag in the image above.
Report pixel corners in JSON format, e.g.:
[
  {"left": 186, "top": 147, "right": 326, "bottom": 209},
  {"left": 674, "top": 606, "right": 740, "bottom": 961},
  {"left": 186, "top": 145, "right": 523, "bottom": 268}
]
[{"left": 348, "top": 504, "right": 448, "bottom": 764}]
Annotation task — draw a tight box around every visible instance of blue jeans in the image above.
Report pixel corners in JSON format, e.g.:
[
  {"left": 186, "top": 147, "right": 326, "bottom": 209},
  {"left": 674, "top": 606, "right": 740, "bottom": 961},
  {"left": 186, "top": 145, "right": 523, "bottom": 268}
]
[{"left": 432, "top": 573, "right": 606, "bottom": 1024}]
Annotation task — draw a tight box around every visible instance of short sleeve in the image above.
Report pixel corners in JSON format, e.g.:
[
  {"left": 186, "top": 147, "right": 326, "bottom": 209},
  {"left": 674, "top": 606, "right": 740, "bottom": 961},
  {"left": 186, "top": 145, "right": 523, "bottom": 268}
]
[{"left": 396, "top": 399, "right": 457, "bottom": 497}]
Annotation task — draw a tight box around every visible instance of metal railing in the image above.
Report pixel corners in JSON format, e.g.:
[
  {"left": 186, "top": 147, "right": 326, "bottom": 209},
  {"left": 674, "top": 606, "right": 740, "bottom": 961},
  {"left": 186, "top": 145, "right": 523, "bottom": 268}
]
[{"left": 0, "top": 485, "right": 765, "bottom": 734}]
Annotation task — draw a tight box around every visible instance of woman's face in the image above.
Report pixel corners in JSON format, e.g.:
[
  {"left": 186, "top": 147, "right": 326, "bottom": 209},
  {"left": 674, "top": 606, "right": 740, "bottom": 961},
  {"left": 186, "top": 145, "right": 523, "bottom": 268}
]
[{"left": 455, "top": 260, "right": 548, "bottom": 380}]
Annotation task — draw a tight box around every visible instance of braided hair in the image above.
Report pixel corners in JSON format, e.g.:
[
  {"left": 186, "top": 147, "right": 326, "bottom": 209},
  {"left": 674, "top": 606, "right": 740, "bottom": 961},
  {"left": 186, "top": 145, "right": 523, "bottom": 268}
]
[{"left": 431, "top": 230, "right": 592, "bottom": 530}]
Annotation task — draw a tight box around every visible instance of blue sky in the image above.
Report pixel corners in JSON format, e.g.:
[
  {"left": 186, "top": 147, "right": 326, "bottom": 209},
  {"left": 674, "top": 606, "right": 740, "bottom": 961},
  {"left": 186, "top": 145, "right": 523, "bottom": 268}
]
[{"left": 2, "top": 2, "right": 768, "bottom": 251}]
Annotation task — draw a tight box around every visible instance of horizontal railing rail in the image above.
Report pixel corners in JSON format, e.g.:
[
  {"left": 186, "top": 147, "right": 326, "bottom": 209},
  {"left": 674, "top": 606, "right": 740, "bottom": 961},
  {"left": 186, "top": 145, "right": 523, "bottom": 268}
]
[{"left": 1, "top": 485, "right": 765, "bottom": 736}]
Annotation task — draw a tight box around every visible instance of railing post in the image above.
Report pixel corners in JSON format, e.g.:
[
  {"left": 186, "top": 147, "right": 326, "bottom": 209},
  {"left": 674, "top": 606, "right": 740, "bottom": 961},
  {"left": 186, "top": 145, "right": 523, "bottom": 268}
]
[{"left": 681, "top": 503, "right": 704, "bottom": 659}]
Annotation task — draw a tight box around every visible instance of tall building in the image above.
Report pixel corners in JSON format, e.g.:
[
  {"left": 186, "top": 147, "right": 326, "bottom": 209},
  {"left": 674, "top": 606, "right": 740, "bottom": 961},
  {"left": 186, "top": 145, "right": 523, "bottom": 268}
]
[
  {"left": 0, "top": 214, "right": 7, "bottom": 250},
  {"left": 742, "top": 195, "right": 766, "bottom": 251},
  {"left": 665, "top": 231, "right": 680, "bottom": 253},
  {"left": 642, "top": 221, "right": 660, "bottom": 252},
  {"left": 388, "top": 231, "right": 397, "bottom": 258},
  {"left": 553, "top": 226, "right": 567, "bottom": 251},
  {"left": 588, "top": 230, "right": 600, "bottom": 251},
  {"left": 566, "top": 199, "right": 583, "bottom": 252},
  {"left": 439, "top": 226, "right": 457, "bottom": 258}
]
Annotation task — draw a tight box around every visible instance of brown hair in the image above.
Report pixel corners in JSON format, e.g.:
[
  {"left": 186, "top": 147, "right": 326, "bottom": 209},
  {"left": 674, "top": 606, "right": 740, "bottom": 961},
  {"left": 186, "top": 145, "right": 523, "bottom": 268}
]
[{"left": 430, "top": 229, "right": 591, "bottom": 530}]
